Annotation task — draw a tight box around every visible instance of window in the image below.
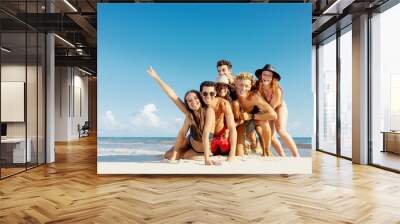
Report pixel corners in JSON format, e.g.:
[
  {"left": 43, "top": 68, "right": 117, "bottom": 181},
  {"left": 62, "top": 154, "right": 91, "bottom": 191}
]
[
  {"left": 339, "top": 26, "right": 352, "bottom": 158},
  {"left": 0, "top": 2, "right": 46, "bottom": 179},
  {"left": 370, "top": 2, "right": 400, "bottom": 171},
  {"left": 317, "top": 35, "right": 337, "bottom": 154}
]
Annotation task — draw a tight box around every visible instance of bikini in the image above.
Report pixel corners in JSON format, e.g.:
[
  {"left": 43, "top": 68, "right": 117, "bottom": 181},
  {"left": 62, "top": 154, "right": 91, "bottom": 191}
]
[
  {"left": 266, "top": 92, "right": 273, "bottom": 103},
  {"left": 188, "top": 124, "right": 205, "bottom": 153},
  {"left": 265, "top": 86, "right": 283, "bottom": 107}
]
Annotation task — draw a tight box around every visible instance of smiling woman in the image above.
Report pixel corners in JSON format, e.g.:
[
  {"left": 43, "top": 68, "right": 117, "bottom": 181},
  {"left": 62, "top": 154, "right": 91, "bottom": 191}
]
[
  {"left": 97, "top": 3, "right": 312, "bottom": 174},
  {"left": 145, "top": 67, "right": 221, "bottom": 165}
]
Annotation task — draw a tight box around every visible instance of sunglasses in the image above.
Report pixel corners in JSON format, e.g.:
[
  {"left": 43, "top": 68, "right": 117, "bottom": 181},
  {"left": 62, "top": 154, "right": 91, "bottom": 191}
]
[{"left": 202, "top": 91, "right": 216, "bottom": 97}]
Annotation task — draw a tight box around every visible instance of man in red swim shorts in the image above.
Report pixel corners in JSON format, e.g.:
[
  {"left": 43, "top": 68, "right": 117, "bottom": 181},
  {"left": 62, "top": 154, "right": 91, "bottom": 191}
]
[{"left": 211, "top": 126, "right": 230, "bottom": 155}]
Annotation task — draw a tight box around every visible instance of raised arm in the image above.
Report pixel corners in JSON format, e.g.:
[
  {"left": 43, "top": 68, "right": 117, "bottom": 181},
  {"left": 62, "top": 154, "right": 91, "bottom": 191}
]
[
  {"left": 253, "top": 94, "right": 277, "bottom": 121},
  {"left": 146, "top": 67, "right": 188, "bottom": 115},
  {"left": 202, "top": 107, "right": 216, "bottom": 165}
]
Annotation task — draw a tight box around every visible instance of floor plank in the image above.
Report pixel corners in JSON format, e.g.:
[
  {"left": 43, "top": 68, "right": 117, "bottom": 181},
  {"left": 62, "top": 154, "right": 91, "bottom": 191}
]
[{"left": 1, "top": 135, "right": 400, "bottom": 223}]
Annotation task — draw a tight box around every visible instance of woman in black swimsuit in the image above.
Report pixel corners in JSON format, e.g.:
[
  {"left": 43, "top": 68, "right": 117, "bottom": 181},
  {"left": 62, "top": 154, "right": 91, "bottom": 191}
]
[{"left": 146, "top": 67, "right": 219, "bottom": 165}]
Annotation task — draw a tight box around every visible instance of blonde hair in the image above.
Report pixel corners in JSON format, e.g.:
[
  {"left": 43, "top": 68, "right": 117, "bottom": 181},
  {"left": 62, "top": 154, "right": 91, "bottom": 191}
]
[{"left": 235, "top": 72, "right": 256, "bottom": 86}]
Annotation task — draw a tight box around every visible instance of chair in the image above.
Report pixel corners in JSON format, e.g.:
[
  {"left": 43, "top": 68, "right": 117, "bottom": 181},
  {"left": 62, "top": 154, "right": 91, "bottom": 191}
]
[{"left": 78, "top": 121, "right": 90, "bottom": 138}]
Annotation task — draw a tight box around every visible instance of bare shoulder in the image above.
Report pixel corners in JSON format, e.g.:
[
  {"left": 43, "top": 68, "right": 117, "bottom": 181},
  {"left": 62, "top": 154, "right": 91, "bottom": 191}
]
[
  {"left": 220, "top": 98, "right": 229, "bottom": 106},
  {"left": 215, "top": 97, "right": 227, "bottom": 108},
  {"left": 220, "top": 98, "right": 233, "bottom": 113},
  {"left": 275, "top": 87, "right": 282, "bottom": 95},
  {"left": 249, "top": 92, "right": 263, "bottom": 101}
]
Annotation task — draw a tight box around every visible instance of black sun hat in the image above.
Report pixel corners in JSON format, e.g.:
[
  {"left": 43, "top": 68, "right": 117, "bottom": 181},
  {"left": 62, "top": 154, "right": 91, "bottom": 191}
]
[{"left": 255, "top": 64, "right": 281, "bottom": 81}]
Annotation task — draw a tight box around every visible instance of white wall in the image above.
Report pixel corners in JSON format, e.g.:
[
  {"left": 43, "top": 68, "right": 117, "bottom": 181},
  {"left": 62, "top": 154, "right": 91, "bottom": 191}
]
[
  {"left": 1, "top": 65, "right": 26, "bottom": 129},
  {"left": 55, "top": 67, "right": 89, "bottom": 141},
  {"left": 1, "top": 65, "right": 40, "bottom": 138},
  {"left": 1, "top": 82, "right": 25, "bottom": 122},
  {"left": 55, "top": 66, "right": 69, "bottom": 141},
  {"left": 72, "top": 72, "right": 89, "bottom": 138}
]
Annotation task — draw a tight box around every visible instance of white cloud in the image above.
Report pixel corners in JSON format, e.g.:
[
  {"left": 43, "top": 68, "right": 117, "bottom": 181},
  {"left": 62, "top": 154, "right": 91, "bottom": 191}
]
[
  {"left": 99, "top": 106, "right": 186, "bottom": 137},
  {"left": 130, "top": 103, "right": 162, "bottom": 127},
  {"left": 102, "top": 110, "right": 119, "bottom": 130}
]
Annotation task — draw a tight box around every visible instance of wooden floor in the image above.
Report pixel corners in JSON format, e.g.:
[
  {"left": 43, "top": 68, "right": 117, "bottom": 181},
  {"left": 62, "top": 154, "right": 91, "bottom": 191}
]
[
  {"left": 1, "top": 167, "right": 26, "bottom": 178},
  {"left": 1, "top": 136, "right": 400, "bottom": 223},
  {"left": 373, "top": 151, "right": 400, "bottom": 171}
]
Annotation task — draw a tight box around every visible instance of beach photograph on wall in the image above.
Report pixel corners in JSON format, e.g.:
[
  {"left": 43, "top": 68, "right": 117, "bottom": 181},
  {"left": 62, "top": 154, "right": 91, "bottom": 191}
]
[{"left": 97, "top": 3, "right": 313, "bottom": 174}]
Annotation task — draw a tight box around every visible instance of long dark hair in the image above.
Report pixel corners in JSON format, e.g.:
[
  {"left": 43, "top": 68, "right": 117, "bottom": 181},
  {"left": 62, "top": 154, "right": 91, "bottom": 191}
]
[
  {"left": 183, "top": 90, "right": 206, "bottom": 133},
  {"left": 184, "top": 90, "right": 205, "bottom": 112},
  {"left": 216, "top": 84, "right": 233, "bottom": 102}
]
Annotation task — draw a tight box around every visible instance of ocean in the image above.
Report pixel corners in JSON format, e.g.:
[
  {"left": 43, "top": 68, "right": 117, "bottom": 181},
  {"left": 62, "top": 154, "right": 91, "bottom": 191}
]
[{"left": 97, "top": 137, "right": 312, "bottom": 162}]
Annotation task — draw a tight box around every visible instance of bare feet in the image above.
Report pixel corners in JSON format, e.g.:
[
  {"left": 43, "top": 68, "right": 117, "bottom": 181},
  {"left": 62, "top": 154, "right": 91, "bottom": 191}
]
[{"left": 205, "top": 160, "right": 222, "bottom": 166}]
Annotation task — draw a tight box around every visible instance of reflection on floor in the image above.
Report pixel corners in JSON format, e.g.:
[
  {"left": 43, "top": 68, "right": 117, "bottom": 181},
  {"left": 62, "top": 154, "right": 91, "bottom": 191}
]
[
  {"left": 373, "top": 151, "right": 400, "bottom": 171},
  {"left": 0, "top": 162, "right": 41, "bottom": 178},
  {"left": 0, "top": 167, "right": 25, "bottom": 178}
]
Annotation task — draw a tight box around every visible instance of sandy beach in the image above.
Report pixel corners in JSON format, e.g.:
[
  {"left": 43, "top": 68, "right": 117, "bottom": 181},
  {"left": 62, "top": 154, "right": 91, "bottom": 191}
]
[
  {"left": 97, "top": 137, "right": 312, "bottom": 174},
  {"left": 98, "top": 155, "right": 312, "bottom": 174}
]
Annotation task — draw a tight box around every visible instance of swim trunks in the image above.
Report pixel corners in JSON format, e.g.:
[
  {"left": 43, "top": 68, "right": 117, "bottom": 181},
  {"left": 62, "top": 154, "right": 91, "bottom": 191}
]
[{"left": 210, "top": 126, "right": 230, "bottom": 155}]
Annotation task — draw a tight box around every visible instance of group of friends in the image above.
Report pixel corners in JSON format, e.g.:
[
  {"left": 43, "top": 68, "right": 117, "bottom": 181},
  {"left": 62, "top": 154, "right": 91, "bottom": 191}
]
[{"left": 146, "top": 59, "right": 300, "bottom": 165}]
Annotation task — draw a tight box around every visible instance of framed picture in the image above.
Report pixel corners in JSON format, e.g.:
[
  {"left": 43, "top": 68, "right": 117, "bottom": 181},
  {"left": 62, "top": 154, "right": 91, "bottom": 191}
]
[{"left": 98, "top": 3, "right": 312, "bottom": 174}]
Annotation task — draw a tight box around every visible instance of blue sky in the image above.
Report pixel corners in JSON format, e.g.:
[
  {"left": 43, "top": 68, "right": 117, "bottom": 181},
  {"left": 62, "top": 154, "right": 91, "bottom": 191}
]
[{"left": 98, "top": 3, "right": 312, "bottom": 137}]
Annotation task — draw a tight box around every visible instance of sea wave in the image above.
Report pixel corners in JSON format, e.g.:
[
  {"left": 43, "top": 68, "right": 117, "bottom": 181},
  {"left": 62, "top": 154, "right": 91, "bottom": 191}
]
[
  {"left": 98, "top": 142, "right": 144, "bottom": 146},
  {"left": 98, "top": 147, "right": 166, "bottom": 156},
  {"left": 99, "top": 141, "right": 174, "bottom": 145}
]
